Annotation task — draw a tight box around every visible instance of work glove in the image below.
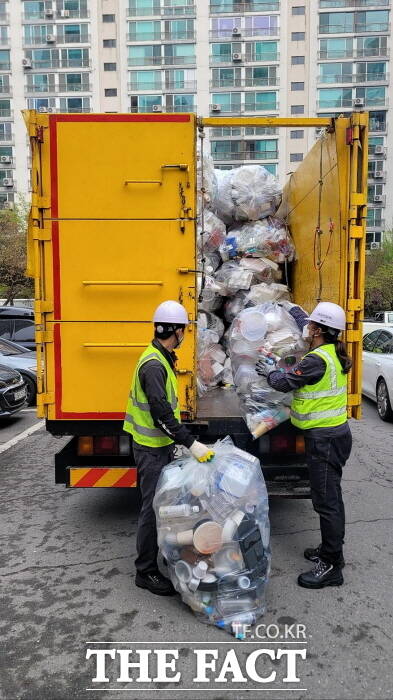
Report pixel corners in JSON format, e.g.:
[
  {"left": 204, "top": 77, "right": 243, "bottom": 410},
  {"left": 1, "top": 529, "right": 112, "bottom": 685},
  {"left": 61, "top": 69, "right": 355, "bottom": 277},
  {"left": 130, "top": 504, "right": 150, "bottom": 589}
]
[
  {"left": 189, "top": 440, "right": 215, "bottom": 463},
  {"left": 256, "top": 355, "right": 278, "bottom": 378}
]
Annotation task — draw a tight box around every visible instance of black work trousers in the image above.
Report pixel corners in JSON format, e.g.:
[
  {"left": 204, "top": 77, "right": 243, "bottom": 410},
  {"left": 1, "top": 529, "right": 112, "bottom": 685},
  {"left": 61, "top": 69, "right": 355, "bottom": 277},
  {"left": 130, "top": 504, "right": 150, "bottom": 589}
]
[
  {"left": 133, "top": 443, "right": 175, "bottom": 575},
  {"left": 304, "top": 424, "right": 352, "bottom": 565}
]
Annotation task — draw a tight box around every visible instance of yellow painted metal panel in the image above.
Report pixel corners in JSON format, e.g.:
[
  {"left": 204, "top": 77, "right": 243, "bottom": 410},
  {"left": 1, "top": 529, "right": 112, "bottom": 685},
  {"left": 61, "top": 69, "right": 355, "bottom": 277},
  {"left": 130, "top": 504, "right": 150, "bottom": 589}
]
[
  {"left": 51, "top": 116, "right": 196, "bottom": 220},
  {"left": 47, "top": 320, "right": 195, "bottom": 419},
  {"left": 55, "top": 220, "right": 196, "bottom": 321}
]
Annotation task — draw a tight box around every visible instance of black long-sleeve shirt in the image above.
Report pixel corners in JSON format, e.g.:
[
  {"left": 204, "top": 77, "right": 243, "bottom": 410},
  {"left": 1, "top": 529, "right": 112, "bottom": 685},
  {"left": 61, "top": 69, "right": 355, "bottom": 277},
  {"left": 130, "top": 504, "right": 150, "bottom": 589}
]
[{"left": 138, "top": 339, "right": 194, "bottom": 448}]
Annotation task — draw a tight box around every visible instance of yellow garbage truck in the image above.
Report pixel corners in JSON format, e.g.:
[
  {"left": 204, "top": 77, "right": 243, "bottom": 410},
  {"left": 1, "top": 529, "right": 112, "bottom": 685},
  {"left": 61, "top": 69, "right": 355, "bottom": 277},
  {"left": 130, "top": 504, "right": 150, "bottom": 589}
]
[{"left": 25, "top": 111, "right": 367, "bottom": 495}]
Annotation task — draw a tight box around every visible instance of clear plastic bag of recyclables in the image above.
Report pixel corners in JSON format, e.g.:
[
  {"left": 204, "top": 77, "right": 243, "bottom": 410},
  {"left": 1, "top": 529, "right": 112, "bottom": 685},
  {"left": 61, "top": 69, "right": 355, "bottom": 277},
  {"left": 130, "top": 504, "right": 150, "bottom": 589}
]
[{"left": 154, "top": 436, "right": 271, "bottom": 638}]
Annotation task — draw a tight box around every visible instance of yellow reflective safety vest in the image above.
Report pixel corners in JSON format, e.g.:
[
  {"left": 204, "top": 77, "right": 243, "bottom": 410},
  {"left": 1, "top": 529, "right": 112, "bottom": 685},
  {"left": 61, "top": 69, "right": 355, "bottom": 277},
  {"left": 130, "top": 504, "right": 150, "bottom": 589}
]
[
  {"left": 123, "top": 343, "right": 180, "bottom": 448},
  {"left": 290, "top": 344, "right": 348, "bottom": 430}
]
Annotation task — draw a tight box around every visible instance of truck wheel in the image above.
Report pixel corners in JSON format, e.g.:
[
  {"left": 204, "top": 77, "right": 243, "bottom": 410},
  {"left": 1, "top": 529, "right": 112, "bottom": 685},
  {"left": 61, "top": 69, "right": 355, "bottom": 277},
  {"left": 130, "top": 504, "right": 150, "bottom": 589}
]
[
  {"left": 376, "top": 379, "right": 393, "bottom": 422},
  {"left": 21, "top": 375, "right": 37, "bottom": 406}
]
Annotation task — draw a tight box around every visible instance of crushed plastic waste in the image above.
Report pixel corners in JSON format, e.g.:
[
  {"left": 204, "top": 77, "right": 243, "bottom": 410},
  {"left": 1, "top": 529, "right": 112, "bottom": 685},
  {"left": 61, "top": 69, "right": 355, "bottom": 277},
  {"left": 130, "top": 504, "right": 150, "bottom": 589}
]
[
  {"left": 227, "top": 218, "right": 296, "bottom": 263},
  {"left": 214, "top": 165, "right": 282, "bottom": 223},
  {"left": 154, "top": 436, "right": 271, "bottom": 636}
]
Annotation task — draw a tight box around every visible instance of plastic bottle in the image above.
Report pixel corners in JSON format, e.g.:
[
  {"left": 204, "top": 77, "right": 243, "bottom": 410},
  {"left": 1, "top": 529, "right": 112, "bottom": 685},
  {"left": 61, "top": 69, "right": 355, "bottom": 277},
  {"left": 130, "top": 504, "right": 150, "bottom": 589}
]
[
  {"left": 238, "top": 575, "right": 251, "bottom": 590},
  {"left": 217, "top": 596, "right": 255, "bottom": 616},
  {"left": 159, "top": 504, "right": 200, "bottom": 519},
  {"left": 193, "top": 561, "right": 209, "bottom": 579},
  {"left": 231, "top": 612, "right": 257, "bottom": 639}
]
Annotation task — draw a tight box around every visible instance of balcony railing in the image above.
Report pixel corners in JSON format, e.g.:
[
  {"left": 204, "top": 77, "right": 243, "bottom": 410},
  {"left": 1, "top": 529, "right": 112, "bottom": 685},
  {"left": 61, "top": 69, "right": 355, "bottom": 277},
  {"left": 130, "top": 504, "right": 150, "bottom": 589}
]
[
  {"left": 24, "top": 34, "right": 90, "bottom": 46},
  {"left": 318, "top": 96, "right": 387, "bottom": 108},
  {"left": 318, "top": 47, "right": 389, "bottom": 58},
  {"left": 210, "top": 27, "right": 279, "bottom": 39},
  {"left": 29, "top": 59, "right": 91, "bottom": 69},
  {"left": 210, "top": 102, "right": 278, "bottom": 113},
  {"left": 127, "top": 31, "right": 196, "bottom": 41},
  {"left": 320, "top": 0, "right": 389, "bottom": 6},
  {"left": 127, "top": 4, "right": 196, "bottom": 16},
  {"left": 318, "top": 72, "right": 388, "bottom": 83},
  {"left": 23, "top": 10, "right": 90, "bottom": 20},
  {"left": 56, "top": 34, "right": 91, "bottom": 44},
  {"left": 211, "top": 52, "right": 279, "bottom": 64},
  {"left": 0, "top": 85, "right": 11, "bottom": 95},
  {"left": 0, "top": 109, "right": 12, "bottom": 118},
  {"left": 367, "top": 219, "right": 385, "bottom": 229},
  {"left": 319, "top": 22, "right": 390, "bottom": 33},
  {"left": 26, "top": 83, "right": 92, "bottom": 94},
  {"left": 128, "top": 80, "right": 197, "bottom": 91},
  {"left": 0, "top": 62, "right": 10, "bottom": 71},
  {"left": 0, "top": 132, "right": 12, "bottom": 142},
  {"left": 211, "top": 76, "right": 279, "bottom": 88},
  {"left": 128, "top": 55, "right": 196, "bottom": 66},
  {"left": 369, "top": 119, "right": 387, "bottom": 131},
  {"left": 57, "top": 107, "right": 91, "bottom": 113},
  {"left": 211, "top": 149, "right": 278, "bottom": 160},
  {"left": 211, "top": 126, "right": 278, "bottom": 136},
  {"left": 129, "top": 105, "right": 195, "bottom": 113},
  {"left": 0, "top": 37, "right": 9, "bottom": 46},
  {"left": 0, "top": 13, "right": 9, "bottom": 22},
  {"left": 210, "top": 2, "right": 280, "bottom": 13}
]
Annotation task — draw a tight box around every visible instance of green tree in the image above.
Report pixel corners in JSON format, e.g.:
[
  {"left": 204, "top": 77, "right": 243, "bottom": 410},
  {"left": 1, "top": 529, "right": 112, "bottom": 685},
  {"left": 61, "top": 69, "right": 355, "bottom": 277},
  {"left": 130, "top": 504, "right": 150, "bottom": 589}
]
[
  {"left": 0, "top": 197, "right": 33, "bottom": 305},
  {"left": 365, "top": 229, "right": 393, "bottom": 315}
]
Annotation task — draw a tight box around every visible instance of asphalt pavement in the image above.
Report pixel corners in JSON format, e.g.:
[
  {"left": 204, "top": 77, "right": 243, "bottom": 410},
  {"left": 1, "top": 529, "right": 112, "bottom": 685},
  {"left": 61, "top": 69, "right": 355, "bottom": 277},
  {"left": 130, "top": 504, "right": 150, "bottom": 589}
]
[{"left": 0, "top": 400, "right": 392, "bottom": 700}]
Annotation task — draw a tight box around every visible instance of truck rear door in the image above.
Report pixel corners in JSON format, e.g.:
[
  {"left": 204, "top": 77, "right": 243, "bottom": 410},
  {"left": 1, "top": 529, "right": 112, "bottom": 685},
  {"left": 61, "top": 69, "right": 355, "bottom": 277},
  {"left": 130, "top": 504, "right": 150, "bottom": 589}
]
[{"left": 26, "top": 112, "right": 197, "bottom": 421}]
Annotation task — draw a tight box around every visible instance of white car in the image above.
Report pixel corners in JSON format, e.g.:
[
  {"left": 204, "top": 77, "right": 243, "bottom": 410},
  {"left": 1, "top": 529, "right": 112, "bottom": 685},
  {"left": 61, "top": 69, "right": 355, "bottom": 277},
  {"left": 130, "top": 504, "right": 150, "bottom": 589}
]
[{"left": 362, "top": 327, "right": 393, "bottom": 421}]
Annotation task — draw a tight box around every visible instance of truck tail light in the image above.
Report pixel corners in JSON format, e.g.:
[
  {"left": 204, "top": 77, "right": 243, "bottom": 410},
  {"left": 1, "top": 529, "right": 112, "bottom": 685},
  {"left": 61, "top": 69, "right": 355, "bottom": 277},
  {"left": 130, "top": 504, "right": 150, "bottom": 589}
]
[
  {"left": 78, "top": 436, "right": 94, "bottom": 456},
  {"left": 94, "top": 436, "right": 119, "bottom": 454},
  {"left": 259, "top": 433, "right": 305, "bottom": 455}
]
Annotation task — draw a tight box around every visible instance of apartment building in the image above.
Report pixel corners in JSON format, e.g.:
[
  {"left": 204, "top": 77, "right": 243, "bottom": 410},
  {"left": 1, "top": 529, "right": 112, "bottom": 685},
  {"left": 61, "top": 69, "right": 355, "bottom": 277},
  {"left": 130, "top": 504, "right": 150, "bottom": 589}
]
[{"left": 3, "top": 0, "right": 392, "bottom": 249}]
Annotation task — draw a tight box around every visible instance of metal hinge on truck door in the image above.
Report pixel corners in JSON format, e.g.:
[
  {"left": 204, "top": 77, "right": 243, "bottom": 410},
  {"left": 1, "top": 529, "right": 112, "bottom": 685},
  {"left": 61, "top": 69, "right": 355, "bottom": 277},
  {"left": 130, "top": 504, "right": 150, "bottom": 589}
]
[
  {"left": 35, "top": 329, "right": 54, "bottom": 344},
  {"left": 37, "top": 392, "right": 55, "bottom": 408}
]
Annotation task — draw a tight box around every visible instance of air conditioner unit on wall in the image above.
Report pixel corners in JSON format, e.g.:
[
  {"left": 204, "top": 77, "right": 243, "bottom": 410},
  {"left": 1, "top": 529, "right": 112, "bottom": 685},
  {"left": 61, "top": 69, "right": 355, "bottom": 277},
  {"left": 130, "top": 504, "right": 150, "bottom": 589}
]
[
  {"left": 211, "top": 104, "right": 221, "bottom": 112},
  {"left": 353, "top": 97, "right": 364, "bottom": 108},
  {"left": 374, "top": 145, "right": 385, "bottom": 155},
  {"left": 232, "top": 52, "right": 242, "bottom": 62},
  {"left": 370, "top": 241, "right": 380, "bottom": 249},
  {"left": 374, "top": 194, "right": 383, "bottom": 202},
  {"left": 3, "top": 178, "right": 14, "bottom": 187},
  {"left": 152, "top": 104, "right": 162, "bottom": 112},
  {"left": 3, "top": 201, "right": 13, "bottom": 209},
  {"left": 60, "top": 9, "right": 70, "bottom": 17},
  {"left": 22, "top": 58, "right": 32, "bottom": 69},
  {"left": 374, "top": 170, "right": 384, "bottom": 178},
  {"left": 0, "top": 155, "right": 11, "bottom": 164},
  {"left": 46, "top": 34, "right": 56, "bottom": 43},
  {"left": 45, "top": 9, "right": 54, "bottom": 17},
  {"left": 232, "top": 27, "right": 241, "bottom": 36}
]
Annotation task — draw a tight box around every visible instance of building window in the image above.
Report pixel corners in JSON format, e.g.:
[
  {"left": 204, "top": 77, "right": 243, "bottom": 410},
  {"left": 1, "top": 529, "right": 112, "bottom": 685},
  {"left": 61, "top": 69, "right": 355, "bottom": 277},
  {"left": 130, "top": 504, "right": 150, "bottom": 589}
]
[
  {"left": 291, "top": 130, "right": 304, "bottom": 139},
  {"left": 290, "top": 153, "right": 303, "bottom": 162},
  {"left": 291, "top": 56, "right": 305, "bottom": 65},
  {"left": 291, "top": 104, "right": 304, "bottom": 114},
  {"left": 103, "top": 14, "right": 115, "bottom": 23},
  {"left": 103, "top": 39, "right": 116, "bottom": 48},
  {"left": 291, "top": 82, "right": 304, "bottom": 91},
  {"left": 292, "top": 32, "right": 305, "bottom": 41},
  {"left": 104, "top": 62, "right": 117, "bottom": 71},
  {"left": 292, "top": 6, "right": 305, "bottom": 15},
  {"left": 105, "top": 88, "right": 117, "bottom": 97}
]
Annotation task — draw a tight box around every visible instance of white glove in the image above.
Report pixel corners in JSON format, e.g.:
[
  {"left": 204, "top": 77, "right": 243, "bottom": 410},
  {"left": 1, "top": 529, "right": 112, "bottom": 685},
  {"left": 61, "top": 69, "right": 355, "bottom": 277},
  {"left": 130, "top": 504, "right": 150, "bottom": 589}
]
[{"left": 189, "top": 440, "right": 215, "bottom": 463}]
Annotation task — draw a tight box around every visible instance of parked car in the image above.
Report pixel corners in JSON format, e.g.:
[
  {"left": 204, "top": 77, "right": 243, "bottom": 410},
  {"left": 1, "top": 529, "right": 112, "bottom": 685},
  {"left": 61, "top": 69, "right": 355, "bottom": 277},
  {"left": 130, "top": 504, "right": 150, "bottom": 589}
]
[
  {"left": 0, "top": 364, "right": 27, "bottom": 418},
  {"left": 362, "top": 328, "right": 393, "bottom": 421},
  {"left": 0, "top": 338, "right": 37, "bottom": 405},
  {"left": 0, "top": 306, "right": 35, "bottom": 350}
]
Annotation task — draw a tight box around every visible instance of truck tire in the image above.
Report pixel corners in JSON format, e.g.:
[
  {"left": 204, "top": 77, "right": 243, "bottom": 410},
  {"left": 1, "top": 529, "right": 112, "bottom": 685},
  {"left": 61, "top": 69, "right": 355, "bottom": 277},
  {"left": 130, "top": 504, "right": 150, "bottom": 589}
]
[{"left": 376, "top": 378, "right": 393, "bottom": 422}]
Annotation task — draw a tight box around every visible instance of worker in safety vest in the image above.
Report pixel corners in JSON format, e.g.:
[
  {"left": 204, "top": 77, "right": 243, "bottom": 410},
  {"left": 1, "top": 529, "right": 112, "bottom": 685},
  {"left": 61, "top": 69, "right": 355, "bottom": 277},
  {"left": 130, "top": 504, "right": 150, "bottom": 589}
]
[
  {"left": 124, "top": 300, "right": 214, "bottom": 597},
  {"left": 256, "top": 301, "right": 352, "bottom": 590}
]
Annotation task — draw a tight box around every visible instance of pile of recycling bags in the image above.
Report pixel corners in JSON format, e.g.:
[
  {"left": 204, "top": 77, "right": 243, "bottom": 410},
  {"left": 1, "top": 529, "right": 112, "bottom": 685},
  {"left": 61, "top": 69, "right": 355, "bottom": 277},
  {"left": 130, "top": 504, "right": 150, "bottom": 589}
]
[
  {"left": 154, "top": 437, "right": 271, "bottom": 638},
  {"left": 196, "top": 157, "right": 305, "bottom": 435}
]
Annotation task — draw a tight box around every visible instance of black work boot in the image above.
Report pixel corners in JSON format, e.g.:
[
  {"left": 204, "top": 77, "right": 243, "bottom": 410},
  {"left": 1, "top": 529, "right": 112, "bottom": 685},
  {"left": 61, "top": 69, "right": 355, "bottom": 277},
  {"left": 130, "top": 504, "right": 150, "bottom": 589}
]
[
  {"left": 298, "top": 558, "right": 344, "bottom": 589},
  {"left": 304, "top": 544, "right": 345, "bottom": 569},
  {"left": 135, "top": 571, "right": 176, "bottom": 596}
]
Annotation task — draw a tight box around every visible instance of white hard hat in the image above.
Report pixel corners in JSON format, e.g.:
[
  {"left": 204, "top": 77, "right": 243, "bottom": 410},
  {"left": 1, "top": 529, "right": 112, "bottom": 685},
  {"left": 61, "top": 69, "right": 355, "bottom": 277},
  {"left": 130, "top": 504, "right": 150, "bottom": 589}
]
[
  {"left": 306, "top": 302, "right": 346, "bottom": 332},
  {"left": 153, "top": 300, "right": 189, "bottom": 326}
]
